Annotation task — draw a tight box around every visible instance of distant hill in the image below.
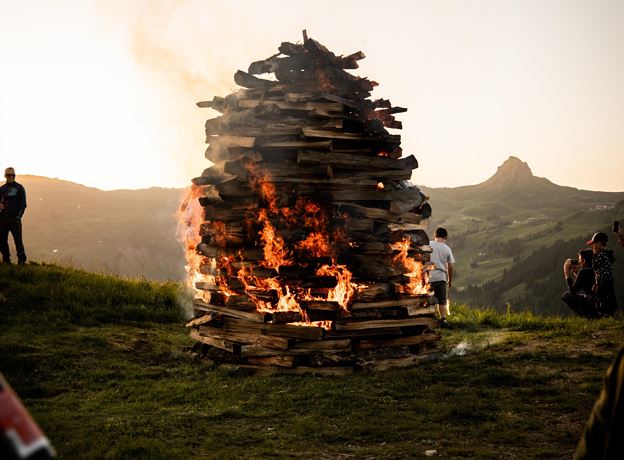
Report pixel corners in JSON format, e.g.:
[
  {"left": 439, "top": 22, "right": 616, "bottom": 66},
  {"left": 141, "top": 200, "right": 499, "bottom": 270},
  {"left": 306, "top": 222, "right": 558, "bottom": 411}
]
[
  {"left": 422, "top": 156, "right": 624, "bottom": 314},
  {"left": 14, "top": 175, "right": 186, "bottom": 280}
]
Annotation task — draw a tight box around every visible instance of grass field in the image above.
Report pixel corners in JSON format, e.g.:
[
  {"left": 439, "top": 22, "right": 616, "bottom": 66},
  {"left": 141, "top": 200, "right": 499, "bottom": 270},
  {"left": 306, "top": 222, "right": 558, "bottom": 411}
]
[{"left": 1, "top": 264, "right": 623, "bottom": 459}]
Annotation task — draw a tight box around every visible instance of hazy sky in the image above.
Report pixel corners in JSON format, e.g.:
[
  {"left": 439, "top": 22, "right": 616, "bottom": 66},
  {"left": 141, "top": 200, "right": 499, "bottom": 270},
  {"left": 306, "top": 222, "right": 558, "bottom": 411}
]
[{"left": 1, "top": 0, "right": 623, "bottom": 191}]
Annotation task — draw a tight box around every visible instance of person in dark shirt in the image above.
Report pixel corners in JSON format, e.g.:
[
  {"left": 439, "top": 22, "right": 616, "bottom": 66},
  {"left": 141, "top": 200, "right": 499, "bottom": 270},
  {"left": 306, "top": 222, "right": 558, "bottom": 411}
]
[
  {"left": 587, "top": 232, "right": 617, "bottom": 316},
  {"left": 0, "top": 167, "right": 27, "bottom": 264},
  {"left": 562, "top": 249, "right": 599, "bottom": 318}
]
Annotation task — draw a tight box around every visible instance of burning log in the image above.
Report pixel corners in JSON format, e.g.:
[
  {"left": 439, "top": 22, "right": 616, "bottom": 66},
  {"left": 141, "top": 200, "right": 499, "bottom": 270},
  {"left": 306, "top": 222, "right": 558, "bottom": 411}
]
[{"left": 181, "top": 31, "right": 442, "bottom": 373}]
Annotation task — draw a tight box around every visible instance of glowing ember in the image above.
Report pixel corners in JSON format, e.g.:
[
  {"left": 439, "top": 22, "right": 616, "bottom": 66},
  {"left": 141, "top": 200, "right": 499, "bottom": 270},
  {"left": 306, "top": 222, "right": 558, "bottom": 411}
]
[{"left": 376, "top": 182, "right": 385, "bottom": 190}]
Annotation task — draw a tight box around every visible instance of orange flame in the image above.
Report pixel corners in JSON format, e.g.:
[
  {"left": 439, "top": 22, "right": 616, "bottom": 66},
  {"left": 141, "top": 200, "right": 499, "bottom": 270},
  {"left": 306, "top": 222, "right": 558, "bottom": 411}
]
[
  {"left": 177, "top": 186, "right": 209, "bottom": 292},
  {"left": 295, "top": 232, "right": 332, "bottom": 258},
  {"left": 246, "top": 161, "right": 278, "bottom": 214},
  {"left": 391, "top": 237, "right": 429, "bottom": 295},
  {"left": 180, "top": 163, "right": 360, "bottom": 332},
  {"left": 258, "top": 208, "right": 292, "bottom": 269},
  {"left": 316, "top": 264, "right": 356, "bottom": 312}
]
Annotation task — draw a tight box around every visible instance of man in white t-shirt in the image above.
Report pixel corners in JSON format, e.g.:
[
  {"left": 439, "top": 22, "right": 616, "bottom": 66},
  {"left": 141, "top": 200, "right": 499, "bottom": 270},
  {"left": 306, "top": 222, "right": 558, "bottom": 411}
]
[{"left": 429, "top": 227, "right": 455, "bottom": 328}]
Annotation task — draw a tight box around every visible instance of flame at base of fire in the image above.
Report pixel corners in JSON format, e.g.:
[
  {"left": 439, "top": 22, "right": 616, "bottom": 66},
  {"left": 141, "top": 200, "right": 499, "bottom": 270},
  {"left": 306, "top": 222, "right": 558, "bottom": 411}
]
[{"left": 391, "top": 237, "right": 430, "bottom": 295}]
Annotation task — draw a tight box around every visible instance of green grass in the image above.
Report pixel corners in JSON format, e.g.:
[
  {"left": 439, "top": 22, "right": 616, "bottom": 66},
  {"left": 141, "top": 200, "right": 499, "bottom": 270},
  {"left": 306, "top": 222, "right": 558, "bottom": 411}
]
[
  {"left": 1, "top": 264, "right": 623, "bottom": 459},
  {"left": 0, "top": 262, "right": 182, "bottom": 325}
]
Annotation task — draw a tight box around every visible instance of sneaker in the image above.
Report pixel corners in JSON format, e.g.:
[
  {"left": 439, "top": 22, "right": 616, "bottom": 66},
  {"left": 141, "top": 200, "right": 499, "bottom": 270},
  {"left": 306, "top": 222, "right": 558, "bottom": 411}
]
[{"left": 439, "top": 319, "right": 451, "bottom": 329}]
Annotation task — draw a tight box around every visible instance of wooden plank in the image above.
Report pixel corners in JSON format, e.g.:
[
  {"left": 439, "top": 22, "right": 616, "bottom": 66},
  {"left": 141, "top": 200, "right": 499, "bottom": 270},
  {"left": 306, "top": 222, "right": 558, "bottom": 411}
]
[
  {"left": 199, "top": 325, "right": 290, "bottom": 350},
  {"left": 238, "top": 99, "right": 343, "bottom": 112},
  {"left": 223, "top": 318, "right": 325, "bottom": 340},
  {"left": 333, "top": 169, "right": 412, "bottom": 181},
  {"left": 300, "top": 300, "right": 341, "bottom": 312},
  {"left": 233, "top": 70, "right": 279, "bottom": 90},
  {"left": 240, "top": 342, "right": 351, "bottom": 358},
  {"left": 219, "top": 127, "right": 302, "bottom": 137},
  {"left": 353, "top": 283, "right": 392, "bottom": 302},
  {"left": 240, "top": 345, "right": 284, "bottom": 357},
  {"left": 356, "top": 333, "right": 442, "bottom": 350},
  {"left": 210, "top": 135, "right": 255, "bottom": 148},
  {"left": 325, "top": 328, "right": 403, "bottom": 339},
  {"left": 193, "top": 299, "right": 268, "bottom": 323},
  {"left": 271, "top": 176, "right": 377, "bottom": 186},
  {"left": 224, "top": 161, "right": 333, "bottom": 179},
  {"left": 388, "top": 223, "right": 429, "bottom": 232},
  {"left": 336, "top": 203, "right": 424, "bottom": 225},
  {"left": 406, "top": 305, "right": 437, "bottom": 316},
  {"left": 247, "top": 355, "right": 295, "bottom": 368},
  {"left": 195, "top": 281, "right": 219, "bottom": 291},
  {"left": 185, "top": 313, "right": 215, "bottom": 327},
  {"left": 351, "top": 297, "right": 429, "bottom": 310},
  {"left": 270, "top": 311, "right": 304, "bottom": 324},
  {"left": 291, "top": 339, "right": 351, "bottom": 352},
  {"left": 335, "top": 317, "right": 438, "bottom": 331},
  {"left": 189, "top": 330, "right": 238, "bottom": 353},
  {"left": 259, "top": 140, "right": 332, "bottom": 149},
  {"left": 302, "top": 128, "right": 367, "bottom": 140},
  {"left": 298, "top": 150, "right": 417, "bottom": 171},
  {"left": 329, "top": 188, "right": 423, "bottom": 202}
]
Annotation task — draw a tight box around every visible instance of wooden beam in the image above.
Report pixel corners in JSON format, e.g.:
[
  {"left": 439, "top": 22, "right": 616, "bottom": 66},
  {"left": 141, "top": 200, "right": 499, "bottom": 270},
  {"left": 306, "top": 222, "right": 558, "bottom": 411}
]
[
  {"left": 356, "top": 333, "right": 442, "bottom": 350},
  {"left": 199, "top": 325, "right": 290, "bottom": 350},
  {"left": 351, "top": 297, "right": 429, "bottom": 311},
  {"left": 185, "top": 313, "right": 216, "bottom": 327},
  {"left": 193, "top": 299, "right": 268, "bottom": 323},
  {"left": 259, "top": 140, "right": 332, "bottom": 149},
  {"left": 189, "top": 330, "right": 238, "bottom": 354},
  {"left": 238, "top": 99, "right": 343, "bottom": 112},
  {"left": 302, "top": 128, "right": 367, "bottom": 140},
  {"left": 298, "top": 150, "right": 418, "bottom": 171},
  {"left": 247, "top": 356, "right": 296, "bottom": 368},
  {"left": 335, "top": 317, "right": 438, "bottom": 331},
  {"left": 223, "top": 318, "right": 325, "bottom": 340}
]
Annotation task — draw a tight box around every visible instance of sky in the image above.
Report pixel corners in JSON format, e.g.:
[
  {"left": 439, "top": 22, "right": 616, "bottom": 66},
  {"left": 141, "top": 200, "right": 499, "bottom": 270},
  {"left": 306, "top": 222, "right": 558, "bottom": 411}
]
[{"left": 1, "top": 0, "right": 623, "bottom": 191}]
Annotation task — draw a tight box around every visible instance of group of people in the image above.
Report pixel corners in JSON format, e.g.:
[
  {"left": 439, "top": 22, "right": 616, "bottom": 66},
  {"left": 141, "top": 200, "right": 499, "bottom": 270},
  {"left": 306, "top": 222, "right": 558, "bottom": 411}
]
[{"left": 562, "top": 230, "right": 620, "bottom": 318}]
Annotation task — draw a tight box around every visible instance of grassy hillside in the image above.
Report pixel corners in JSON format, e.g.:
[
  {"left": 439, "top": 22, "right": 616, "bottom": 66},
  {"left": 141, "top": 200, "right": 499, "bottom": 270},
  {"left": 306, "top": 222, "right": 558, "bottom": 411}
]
[
  {"left": 421, "top": 157, "right": 624, "bottom": 313},
  {"left": 17, "top": 175, "right": 186, "bottom": 281},
  {"left": 1, "top": 264, "right": 623, "bottom": 458}
]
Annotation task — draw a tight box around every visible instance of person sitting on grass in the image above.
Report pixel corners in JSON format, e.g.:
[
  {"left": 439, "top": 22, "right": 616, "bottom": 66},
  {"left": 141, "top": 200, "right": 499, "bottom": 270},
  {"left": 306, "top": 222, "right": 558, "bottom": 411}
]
[
  {"left": 587, "top": 232, "right": 618, "bottom": 317},
  {"left": 562, "top": 249, "right": 599, "bottom": 318}
]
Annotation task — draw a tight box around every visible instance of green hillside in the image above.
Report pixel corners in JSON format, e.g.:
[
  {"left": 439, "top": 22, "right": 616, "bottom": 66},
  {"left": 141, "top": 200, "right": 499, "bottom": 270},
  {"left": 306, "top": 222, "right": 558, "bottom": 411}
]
[
  {"left": 422, "top": 157, "right": 624, "bottom": 313},
  {"left": 10, "top": 161, "right": 624, "bottom": 315},
  {"left": 17, "top": 175, "right": 186, "bottom": 281},
  {"left": 1, "top": 263, "right": 623, "bottom": 458}
]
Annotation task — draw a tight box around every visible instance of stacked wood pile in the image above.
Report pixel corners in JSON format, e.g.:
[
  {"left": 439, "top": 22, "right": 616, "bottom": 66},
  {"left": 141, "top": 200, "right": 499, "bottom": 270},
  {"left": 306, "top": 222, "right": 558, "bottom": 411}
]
[{"left": 184, "top": 31, "right": 440, "bottom": 375}]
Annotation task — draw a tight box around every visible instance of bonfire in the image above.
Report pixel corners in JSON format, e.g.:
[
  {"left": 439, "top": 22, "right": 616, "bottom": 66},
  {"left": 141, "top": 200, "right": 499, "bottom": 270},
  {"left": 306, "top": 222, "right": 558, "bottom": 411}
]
[{"left": 180, "top": 31, "right": 441, "bottom": 374}]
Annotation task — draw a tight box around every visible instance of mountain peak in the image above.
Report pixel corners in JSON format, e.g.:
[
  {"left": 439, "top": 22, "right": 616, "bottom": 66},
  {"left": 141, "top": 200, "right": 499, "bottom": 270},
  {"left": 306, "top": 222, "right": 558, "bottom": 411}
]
[
  {"left": 481, "top": 156, "right": 535, "bottom": 189},
  {"left": 495, "top": 156, "right": 533, "bottom": 179}
]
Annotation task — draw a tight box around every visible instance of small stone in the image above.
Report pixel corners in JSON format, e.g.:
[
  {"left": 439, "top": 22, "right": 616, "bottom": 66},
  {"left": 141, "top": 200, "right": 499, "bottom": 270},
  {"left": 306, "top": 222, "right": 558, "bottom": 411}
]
[{"left": 425, "top": 450, "right": 437, "bottom": 457}]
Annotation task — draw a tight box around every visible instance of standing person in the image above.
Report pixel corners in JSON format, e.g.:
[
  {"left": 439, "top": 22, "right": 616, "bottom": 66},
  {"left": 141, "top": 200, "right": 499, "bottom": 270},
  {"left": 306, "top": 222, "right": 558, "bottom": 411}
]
[
  {"left": 587, "top": 232, "right": 617, "bottom": 316},
  {"left": 429, "top": 227, "right": 455, "bottom": 328},
  {"left": 561, "top": 249, "right": 598, "bottom": 318},
  {"left": 0, "top": 167, "right": 27, "bottom": 264}
]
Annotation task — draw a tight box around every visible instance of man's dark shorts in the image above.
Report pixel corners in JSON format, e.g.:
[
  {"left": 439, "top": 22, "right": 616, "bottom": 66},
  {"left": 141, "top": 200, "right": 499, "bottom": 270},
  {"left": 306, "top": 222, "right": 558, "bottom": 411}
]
[{"left": 430, "top": 280, "right": 447, "bottom": 305}]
